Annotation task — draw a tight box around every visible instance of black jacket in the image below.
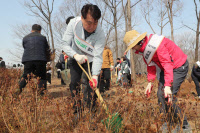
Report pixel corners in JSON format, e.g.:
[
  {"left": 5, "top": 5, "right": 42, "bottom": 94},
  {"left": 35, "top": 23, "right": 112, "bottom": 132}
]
[
  {"left": 0, "top": 61, "right": 5, "bottom": 68},
  {"left": 22, "top": 32, "right": 49, "bottom": 63},
  {"left": 192, "top": 65, "right": 200, "bottom": 79}
]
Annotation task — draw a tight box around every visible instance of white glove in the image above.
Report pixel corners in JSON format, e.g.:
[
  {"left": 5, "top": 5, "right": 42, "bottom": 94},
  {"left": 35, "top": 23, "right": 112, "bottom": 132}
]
[
  {"left": 164, "top": 86, "right": 172, "bottom": 103},
  {"left": 110, "top": 66, "right": 114, "bottom": 71},
  {"left": 145, "top": 82, "right": 152, "bottom": 97},
  {"left": 74, "top": 54, "right": 88, "bottom": 64}
]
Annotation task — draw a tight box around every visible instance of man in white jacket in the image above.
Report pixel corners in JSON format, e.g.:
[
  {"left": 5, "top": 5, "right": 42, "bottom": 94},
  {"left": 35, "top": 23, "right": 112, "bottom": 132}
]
[{"left": 62, "top": 4, "right": 105, "bottom": 115}]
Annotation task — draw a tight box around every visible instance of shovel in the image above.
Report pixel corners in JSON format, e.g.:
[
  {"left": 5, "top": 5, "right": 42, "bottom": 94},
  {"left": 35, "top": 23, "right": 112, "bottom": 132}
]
[{"left": 77, "top": 61, "right": 123, "bottom": 133}]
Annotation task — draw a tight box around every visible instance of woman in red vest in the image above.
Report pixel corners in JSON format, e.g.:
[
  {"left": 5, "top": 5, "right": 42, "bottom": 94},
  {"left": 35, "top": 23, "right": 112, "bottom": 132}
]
[{"left": 123, "top": 30, "right": 191, "bottom": 132}]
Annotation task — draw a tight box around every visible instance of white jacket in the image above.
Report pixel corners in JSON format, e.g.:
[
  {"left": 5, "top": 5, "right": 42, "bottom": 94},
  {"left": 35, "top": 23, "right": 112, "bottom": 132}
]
[{"left": 62, "top": 17, "right": 106, "bottom": 75}]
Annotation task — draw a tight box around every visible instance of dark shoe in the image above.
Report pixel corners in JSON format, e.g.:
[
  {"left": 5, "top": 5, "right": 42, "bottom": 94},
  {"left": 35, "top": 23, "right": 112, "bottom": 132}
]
[{"left": 182, "top": 123, "right": 192, "bottom": 133}]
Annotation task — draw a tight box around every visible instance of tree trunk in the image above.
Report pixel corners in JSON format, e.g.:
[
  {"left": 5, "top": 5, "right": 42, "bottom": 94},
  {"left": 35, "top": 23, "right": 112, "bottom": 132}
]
[
  {"left": 195, "top": 11, "right": 200, "bottom": 61},
  {"left": 49, "top": 17, "right": 55, "bottom": 77},
  {"left": 114, "top": 1, "right": 118, "bottom": 58},
  {"left": 114, "top": 21, "right": 118, "bottom": 58},
  {"left": 167, "top": 0, "right": 174, "bottom": 41},
  {"left": 127, "top": 0, "right": 136, "bottom": 81}
]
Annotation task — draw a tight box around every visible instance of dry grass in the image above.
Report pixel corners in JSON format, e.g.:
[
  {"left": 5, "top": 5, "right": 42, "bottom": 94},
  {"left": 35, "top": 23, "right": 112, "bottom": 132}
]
[{"left": 0, "top": 68, "right": 200, "bottom": 133}]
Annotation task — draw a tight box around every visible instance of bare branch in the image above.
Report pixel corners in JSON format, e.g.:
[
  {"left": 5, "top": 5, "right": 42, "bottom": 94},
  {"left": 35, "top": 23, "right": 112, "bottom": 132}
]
[
  {"left": 182, "top": 23, "right": 196, "bottom": 32},
  {"left": 194, "top": 0, "right": 199, "bottom": 20},
  {"left": 131, "top": 0, "right": 142, "bottom": 8}
]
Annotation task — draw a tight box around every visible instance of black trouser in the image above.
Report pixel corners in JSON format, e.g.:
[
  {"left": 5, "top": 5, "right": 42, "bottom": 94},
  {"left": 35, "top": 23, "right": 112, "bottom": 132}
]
[
  {"left": 68, "top": 58, "right": 97, "bottom": 113},
  {"left": 57, "top": 71, "right": 61, "bottom": 78},
  {"left": 157, "top": 60, "right": 188, "bottom": 124},
  {"left": 191, "top": 73, "right": 200, "bottom": 96},
  {"left": 19, "top": 61, "right": 47, "bottom": 93},
  {"left": 122, "top": 73, "right": 129, "bottom": 83},
  {"left": 98, "top": 68, "right": 111, "bottom": 93},
  {"left": 46, "top": 73, "right": 51, "bottom": 84},
  {"left": 61, "top": 68, "right": 65, "bottom": 85}
]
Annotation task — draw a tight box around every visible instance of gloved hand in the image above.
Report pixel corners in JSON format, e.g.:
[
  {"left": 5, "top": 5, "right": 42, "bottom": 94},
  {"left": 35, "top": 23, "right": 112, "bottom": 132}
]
[
  {"left": 110, "top": 66, "right": 114, "bottom": 71},
  {"left": 89, "top": 75, "right": 98, "bottom": 89},
  {"left": 74, "top": 54, "right": 87, "bottom": 64},
  {"left": 164, "top": 86, "right": 172, "bottom": 104},
  {"left": 145, "top": 82, "right": 153, "bottom": 97}
]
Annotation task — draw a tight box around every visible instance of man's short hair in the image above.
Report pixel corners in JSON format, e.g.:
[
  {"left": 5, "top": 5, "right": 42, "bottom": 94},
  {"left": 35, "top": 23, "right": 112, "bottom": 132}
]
[
  {"left": 66, "top": 16, "right": 75, "bottom": 24},
  {"left": 116, "top": 58, "right": 120, "bottom": 60},
  {"left": 81, "top": 4, "right": 101, "bottom": 21},
  {"left": 32, "top": 24, "right": 42, "bottom": 32}
]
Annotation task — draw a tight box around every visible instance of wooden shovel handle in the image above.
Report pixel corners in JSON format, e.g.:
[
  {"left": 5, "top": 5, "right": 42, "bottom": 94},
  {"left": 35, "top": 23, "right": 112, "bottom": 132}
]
[{"left": 77, "top": 61, "right": 109, "bottom": 114}]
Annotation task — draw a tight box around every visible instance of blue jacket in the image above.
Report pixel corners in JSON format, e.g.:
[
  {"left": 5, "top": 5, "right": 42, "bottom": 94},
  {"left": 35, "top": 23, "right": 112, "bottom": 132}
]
[{"left": 22, "top": 32, "right": 49, "bottom": 63}]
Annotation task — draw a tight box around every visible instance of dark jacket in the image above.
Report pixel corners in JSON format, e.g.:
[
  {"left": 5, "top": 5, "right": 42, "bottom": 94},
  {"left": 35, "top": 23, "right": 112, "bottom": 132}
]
[
  {"left": 22, "top": 32, "right": 49, "bottom": 63},
  {"left": 59, "top": 54, "right": 65, "bottom": 70},
  {"left": 192, "top": 65, "right": 200, "bottom": 79},
  {"left": 0, "top": 60, "right": 5, "bottom": 68},
  {"left": 55, "top": 61, "right": 62, "bottom": 70}
]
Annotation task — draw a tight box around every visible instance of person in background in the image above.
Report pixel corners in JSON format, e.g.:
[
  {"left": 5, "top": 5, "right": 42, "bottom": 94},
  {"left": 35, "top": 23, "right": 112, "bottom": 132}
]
[
  {"left": 123, "top": 30, "right": 191, "bottom": 132},
  {"left": 120, "top": 56, "right": 130, "bottom": 88},
  {"left": 18, "top": 24, "right": 50, "bottom": 96},
  {"left": 98, "top": 46, "right": 114, "bottom": 93},
  {"left": 114, "top": 58, "right": 120, "bottom": 76},
  {"left": 62, "top": 4, "right": 105, "bottom": 118},
  {"left": 55, "top": 60, "right": 62, "bottom": 78},
  {"left": 191, "top": 61, "right": 200, "bottom": 99},
  {"left": 46, "top": 62, "right": 52, "bottom": 85},
  {"left": 0, "top": 57, "right": 6, "bottom": 68},
  {"left": 66, "top": 16, "right": 75, "bottom": 25},
  {"left": 59, "top": 50, "right": 66, "bottom": 85}
]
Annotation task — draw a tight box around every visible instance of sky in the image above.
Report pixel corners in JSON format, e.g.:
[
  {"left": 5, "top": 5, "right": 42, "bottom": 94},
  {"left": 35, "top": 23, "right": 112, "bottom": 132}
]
[{"left": 0, "top": 0, "right": 198, "bottom": 66}]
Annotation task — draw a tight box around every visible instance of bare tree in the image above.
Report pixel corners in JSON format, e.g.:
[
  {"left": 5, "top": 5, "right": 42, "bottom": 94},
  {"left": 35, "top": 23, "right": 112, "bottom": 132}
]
[
  {"left": 140, "top": 0, "right": 156, "bottom": 34},
  {"left": 164, "top": 0, "right": 183, "bottom": 41},
  {"left": 123, "top": 0, "right": 142, "bottom": 81},
  {"left": 156, "top": 0, "right": 169, "bottom": 34},
  {"left": 182, "top": 0, "right": 200, "bottom": 62},
  {"left": 102, "top": 0, "right": 123, "bottom": 58},
  {"left": 23, "top": 0, "right": 56, "bottom": 76},
  {"left": 140, "top": 0, "right": 170, "bottom": 35},
  {"left": 194, "top": 0, "right": 200, "bottom": 62}
]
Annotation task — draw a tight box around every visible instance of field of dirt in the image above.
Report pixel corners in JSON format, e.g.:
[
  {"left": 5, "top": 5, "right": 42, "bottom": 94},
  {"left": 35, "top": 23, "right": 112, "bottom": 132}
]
[
  {"left": 0, "top": 68, "right": 200, "bottom": 133},
  {"left": 47, "top": 74, "right": 200, "bottom": 132}
]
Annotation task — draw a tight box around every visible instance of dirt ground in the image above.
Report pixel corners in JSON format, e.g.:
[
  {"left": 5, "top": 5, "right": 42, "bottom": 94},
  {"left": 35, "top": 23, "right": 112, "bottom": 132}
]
[
  {"left": 47, "top": 75, "right": 200, "bottom": 132},
  {"left": 2, "top": 69, "right": 200, "bottom": 132}
]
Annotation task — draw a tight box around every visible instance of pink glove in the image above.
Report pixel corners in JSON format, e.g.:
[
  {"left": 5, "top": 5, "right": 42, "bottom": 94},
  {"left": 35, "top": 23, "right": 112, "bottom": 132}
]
[{"left": 89, "top": 75, "right": 98, "bottom": 89}]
